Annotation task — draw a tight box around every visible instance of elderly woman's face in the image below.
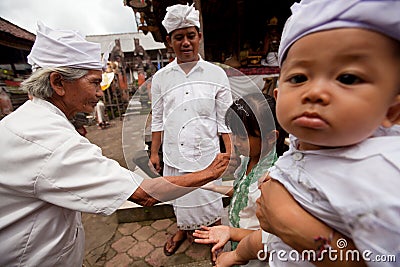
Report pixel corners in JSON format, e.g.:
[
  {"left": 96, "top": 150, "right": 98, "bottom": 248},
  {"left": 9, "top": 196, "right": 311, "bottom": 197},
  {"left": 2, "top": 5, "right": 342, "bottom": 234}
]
[{"left": 61, "top": 70, "right": 103, "bottom": 117}]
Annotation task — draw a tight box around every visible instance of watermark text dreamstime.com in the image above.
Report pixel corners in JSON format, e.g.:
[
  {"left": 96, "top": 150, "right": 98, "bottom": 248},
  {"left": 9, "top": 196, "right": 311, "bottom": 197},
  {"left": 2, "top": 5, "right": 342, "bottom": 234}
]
[{"left": 257, "top": 238, "right": 397, "bottom": 263}]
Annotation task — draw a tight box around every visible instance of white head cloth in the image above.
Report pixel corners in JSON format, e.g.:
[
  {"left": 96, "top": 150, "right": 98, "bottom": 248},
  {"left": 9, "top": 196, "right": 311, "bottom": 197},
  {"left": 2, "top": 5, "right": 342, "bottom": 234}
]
[
  {"left": 27, "top": 22, "right": 102, "bottom": 71},
  {"left": 279, "top": 0, "right": 400, "bottom": 67},
  {"left": 162, "top": 3, "right": 200, "bottom": 34}
]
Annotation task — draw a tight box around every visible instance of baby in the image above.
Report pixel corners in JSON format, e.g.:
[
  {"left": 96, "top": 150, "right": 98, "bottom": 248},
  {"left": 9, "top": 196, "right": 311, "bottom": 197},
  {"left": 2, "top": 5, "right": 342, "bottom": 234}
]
[{"left": 256, "top": 0, "right": 400, "bottom": 266}]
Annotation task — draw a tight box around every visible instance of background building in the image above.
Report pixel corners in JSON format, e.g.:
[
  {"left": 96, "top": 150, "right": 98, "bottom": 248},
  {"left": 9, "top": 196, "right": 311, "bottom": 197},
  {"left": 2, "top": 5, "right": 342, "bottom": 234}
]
[
  {"left": 0, "top": 17, "right": 34, "bottom": 117},
  {"left": 124, "top": 0, "right": 297, "bottom": 96},
  {"left": 86, "top": 32, "right": 165, "bottom": 119}
]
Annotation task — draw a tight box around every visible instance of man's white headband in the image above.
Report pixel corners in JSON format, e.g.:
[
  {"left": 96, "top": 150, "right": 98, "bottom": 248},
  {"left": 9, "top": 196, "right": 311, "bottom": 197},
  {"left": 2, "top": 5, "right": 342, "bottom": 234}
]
[
  {"left": 279, "top": 0, "right": 400, "bottom": 67},
  {"left": 27, "top": 22, "right": 102, "bottom": 71},
  {"left": 162, "top": 3, "right": 200, "bottom": 34}
]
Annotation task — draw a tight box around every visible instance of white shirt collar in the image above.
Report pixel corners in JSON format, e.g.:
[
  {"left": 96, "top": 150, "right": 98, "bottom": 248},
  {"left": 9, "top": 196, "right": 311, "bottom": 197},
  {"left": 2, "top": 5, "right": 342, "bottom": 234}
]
[
  {"left": 289, "top": 128, "right": 400, "bottom": 160},
  {"left": 165, "top": 55, "right": 205, "bottom": 75},
  {"left": 31, "top": 97, "right": 68, "bottom": 120}
]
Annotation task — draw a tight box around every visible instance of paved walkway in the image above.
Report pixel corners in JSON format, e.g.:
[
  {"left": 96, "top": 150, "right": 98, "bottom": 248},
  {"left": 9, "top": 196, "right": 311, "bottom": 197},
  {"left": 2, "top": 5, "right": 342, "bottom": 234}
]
[{"left": 82, "top": 119, "right": 214, "bottom": 267}]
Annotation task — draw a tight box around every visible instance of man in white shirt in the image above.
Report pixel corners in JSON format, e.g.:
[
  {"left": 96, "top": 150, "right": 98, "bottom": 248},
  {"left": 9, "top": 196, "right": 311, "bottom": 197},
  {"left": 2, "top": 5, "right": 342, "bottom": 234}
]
[
  {"left": 0, "top": 22, "right": 229, "bottom": 267},
  {"left": 150, "top": 4, "right": 233, "bottom": 256}
]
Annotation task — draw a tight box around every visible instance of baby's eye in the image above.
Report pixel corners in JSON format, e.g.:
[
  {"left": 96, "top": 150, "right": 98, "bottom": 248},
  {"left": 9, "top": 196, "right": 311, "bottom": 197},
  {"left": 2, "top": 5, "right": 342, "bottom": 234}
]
[
  {"left": 337, "top": 74, "right": 362, "bottom": 85},
  {"left": 288, "top": 75, "right": 307, "bottom": 84}
]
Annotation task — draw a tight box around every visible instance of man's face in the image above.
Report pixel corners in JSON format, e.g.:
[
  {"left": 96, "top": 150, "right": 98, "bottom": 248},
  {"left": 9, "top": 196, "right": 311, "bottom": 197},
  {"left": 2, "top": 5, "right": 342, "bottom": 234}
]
[{"left": 167, "top": 26, "right": 202, "bottom": 63}]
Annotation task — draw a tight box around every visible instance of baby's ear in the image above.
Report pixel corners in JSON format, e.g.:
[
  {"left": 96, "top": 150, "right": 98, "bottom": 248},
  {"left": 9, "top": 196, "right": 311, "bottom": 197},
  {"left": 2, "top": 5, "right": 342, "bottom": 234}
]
[
  {"left": 273, "top": 88, "right": 279, "bottom": 100},
  {"left": 382, "top": 95, "right": 400, "bottom": 127}
]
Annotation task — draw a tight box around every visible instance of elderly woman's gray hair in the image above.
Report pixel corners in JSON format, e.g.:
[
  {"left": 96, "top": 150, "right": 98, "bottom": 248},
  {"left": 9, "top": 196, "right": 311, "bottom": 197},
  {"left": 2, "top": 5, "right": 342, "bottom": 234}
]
[{"left": 21, "top": 67, "right": 88, "bottom": 99}]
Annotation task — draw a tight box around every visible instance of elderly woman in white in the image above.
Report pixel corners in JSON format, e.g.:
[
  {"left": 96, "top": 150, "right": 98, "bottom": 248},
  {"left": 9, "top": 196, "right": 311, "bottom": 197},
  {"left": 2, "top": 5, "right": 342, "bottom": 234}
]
[{"left": 0, "top": 22, "right": 229, "bottom": 266}]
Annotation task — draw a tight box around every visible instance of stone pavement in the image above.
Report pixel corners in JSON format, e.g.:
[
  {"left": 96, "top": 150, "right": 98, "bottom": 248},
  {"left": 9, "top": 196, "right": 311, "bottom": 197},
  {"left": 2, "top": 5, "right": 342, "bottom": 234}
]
[{"left": 82, "top": 119, "right": 214, "bottom": 267}]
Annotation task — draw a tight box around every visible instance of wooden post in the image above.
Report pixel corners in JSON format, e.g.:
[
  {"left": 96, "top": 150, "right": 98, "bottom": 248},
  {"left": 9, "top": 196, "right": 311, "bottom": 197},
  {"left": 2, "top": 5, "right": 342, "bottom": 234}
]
[
  {"left": 194, "top": 0, "right": 205, "bottom": 58},
  {"left": 107, "top": 83, "right": 115, "bottom": 119}
]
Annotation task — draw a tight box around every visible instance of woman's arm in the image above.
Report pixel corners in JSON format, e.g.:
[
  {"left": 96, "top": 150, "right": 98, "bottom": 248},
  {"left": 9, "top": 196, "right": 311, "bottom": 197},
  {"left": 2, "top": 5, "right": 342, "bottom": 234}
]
[
  {"left": 200, "top": 183, "right": 234, "bottom": 197},
  {"left": 130, "top": 153, "right": 230, "bottom": 205}
]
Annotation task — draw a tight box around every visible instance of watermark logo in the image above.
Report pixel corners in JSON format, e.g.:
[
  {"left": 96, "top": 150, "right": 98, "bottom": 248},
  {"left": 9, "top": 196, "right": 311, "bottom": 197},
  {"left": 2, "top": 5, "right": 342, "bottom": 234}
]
[
  {"left": 336, "top": 238, "right": 347, "bottom": 249},
  {"left": 257, "top": 238, "right": 397, "bottom": 264}
]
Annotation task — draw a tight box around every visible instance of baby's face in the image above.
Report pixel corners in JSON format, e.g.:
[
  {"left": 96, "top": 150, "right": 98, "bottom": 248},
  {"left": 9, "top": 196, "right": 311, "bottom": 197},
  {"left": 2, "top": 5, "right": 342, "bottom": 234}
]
[{"left": 275, "top": 28, "right": 400, "bottom": 149}]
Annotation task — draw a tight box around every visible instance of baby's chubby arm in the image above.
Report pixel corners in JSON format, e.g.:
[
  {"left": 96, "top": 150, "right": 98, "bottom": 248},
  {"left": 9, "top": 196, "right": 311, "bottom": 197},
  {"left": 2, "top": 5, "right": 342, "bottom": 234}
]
[{"left": 256, "top": 178, "right": 366, "bottom": 267}]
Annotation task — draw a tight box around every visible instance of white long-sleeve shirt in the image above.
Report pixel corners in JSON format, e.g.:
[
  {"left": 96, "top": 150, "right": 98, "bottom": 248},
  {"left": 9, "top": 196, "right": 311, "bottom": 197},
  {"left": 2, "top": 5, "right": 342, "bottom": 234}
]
[
  {"left": 267, "top": 128, "right": 400, "bottom": 267},
  {"left": 151, "top": 58, "right": 232, "bottom": 172},
  {"left": 0, "top": 97, "right": 143, "bottom": 266}
]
